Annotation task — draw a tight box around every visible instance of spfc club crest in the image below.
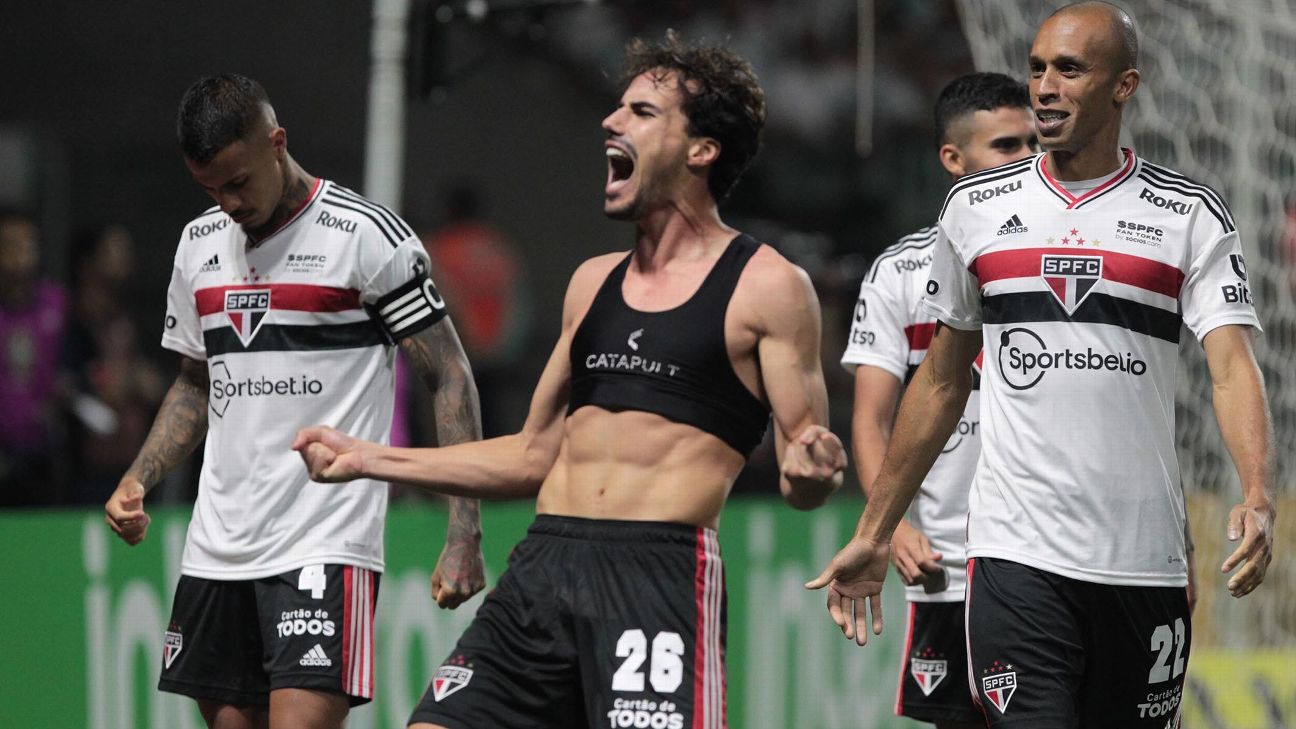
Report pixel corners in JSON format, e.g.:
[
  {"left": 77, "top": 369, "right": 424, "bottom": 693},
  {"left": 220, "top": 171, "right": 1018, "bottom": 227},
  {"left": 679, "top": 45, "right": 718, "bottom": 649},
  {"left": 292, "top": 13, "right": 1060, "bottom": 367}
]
[
  {"left": 1041, "top": 254, "right": 1102, "bottom": 315},
  {"left": 982, "top": 670, "right": 1017, "bottom": 714},
  {"left": 225, "top": 289, "right": 271, "bottom": 346},
  {"left": 431, "top": 665, "right": 473, "bottom": 702},
  {"left": 163, "top": 630, "right": 183, "bottom": 669},
  {"left": 910, "top": 658, "right": 948, "bottom": 696}
]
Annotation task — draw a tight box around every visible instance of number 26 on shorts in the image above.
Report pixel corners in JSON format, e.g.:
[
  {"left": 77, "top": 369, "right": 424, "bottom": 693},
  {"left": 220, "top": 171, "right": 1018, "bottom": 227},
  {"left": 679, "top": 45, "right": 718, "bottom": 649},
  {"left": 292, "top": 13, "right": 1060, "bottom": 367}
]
[{"left": 612, "top": 629, "right": 685, "bottom": 693}]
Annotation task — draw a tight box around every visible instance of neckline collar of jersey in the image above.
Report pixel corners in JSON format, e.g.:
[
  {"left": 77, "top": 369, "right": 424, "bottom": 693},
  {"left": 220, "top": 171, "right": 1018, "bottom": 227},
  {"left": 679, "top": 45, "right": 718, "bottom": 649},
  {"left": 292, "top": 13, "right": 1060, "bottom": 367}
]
[
  {"left": 246, "top": 177, "right": 324, "bottom": 249},
  {"left": 1038, "top": 148, "right": 1136, "bottom": 210}
]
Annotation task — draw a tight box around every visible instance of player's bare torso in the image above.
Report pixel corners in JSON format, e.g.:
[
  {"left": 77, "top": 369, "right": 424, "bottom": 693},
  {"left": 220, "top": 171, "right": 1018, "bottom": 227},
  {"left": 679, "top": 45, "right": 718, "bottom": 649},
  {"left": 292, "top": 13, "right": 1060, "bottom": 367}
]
[{"left": 536, "top": 241, "right": 776, "bottom": 529}]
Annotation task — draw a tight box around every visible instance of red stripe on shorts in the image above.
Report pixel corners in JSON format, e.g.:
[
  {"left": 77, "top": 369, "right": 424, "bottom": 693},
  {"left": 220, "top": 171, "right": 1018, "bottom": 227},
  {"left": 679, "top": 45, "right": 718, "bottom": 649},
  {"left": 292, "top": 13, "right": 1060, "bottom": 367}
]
[{"left": 895, "top": 602, "right": 917, "bottom": 716}]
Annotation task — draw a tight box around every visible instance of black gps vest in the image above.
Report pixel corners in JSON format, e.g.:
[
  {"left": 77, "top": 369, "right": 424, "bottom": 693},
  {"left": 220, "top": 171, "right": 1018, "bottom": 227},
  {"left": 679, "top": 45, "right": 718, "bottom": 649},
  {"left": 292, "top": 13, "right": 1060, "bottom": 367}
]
[{"left": 567, "top": 234, "right": 770, "bottom": 457}]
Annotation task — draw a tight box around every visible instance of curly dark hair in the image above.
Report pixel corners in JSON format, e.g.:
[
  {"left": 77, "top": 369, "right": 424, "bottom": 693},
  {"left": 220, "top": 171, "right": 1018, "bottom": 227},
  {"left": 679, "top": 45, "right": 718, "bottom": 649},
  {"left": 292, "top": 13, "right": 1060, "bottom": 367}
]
[
  {"left": 176, "top": 74, "right": 273, "bottom": 164},
  {"left": 619, "top": 30, "right": 767, "bottom": 202}
]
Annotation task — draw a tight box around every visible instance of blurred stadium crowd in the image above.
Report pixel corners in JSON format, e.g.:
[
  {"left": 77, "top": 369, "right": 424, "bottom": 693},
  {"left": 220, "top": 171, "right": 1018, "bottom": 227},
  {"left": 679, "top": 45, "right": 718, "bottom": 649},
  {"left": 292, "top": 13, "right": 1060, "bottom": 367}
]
[{"left": 0, "top": 0, "right": 985, "bottom": 509}]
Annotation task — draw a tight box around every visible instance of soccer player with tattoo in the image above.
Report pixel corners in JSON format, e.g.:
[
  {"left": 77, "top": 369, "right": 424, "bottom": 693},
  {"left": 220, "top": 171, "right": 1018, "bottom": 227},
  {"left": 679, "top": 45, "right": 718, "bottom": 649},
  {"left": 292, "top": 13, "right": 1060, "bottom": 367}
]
[{"left": 103, "top": 74, "right": 486, "bottom": 729}]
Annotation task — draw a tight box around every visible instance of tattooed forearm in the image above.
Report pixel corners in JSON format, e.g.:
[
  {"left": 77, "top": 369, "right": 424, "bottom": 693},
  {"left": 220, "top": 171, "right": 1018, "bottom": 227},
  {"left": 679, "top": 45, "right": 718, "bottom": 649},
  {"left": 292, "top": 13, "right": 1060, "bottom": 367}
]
[
  {"left": 448, "top": 493, "right": 483, "bottom": 539},
  {"left": 126, "top": 356, "right": 210, "bottom": 491},
  {"left": 400, "top": 321, "right": 483, "bottom": 447},
  {"left": 401, "top": 321, "right": 485, "bottom": 537}
]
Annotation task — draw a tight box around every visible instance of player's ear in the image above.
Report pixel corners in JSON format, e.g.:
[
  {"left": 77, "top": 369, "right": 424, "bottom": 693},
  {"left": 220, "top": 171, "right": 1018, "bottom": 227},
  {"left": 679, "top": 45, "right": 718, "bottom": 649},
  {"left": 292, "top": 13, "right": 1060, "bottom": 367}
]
[
  {"left": 268, "top": 126, "right": 287, "bottom": 158},
  {"left": 1113, "top": 68, "right": 1140, "bottom": 105},
  {"left": 687, "top": 137, "right": 720, "bottom": 170},
  {"left": 938, "top": 143, "right": 966, "bottom": 178}
]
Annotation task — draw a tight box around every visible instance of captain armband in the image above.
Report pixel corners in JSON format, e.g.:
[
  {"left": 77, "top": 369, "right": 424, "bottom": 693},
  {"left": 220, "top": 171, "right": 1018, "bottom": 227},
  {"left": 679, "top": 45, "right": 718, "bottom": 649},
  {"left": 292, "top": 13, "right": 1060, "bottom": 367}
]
[{"left": 369, "top": 273, "right": 448, "bottom": 343}]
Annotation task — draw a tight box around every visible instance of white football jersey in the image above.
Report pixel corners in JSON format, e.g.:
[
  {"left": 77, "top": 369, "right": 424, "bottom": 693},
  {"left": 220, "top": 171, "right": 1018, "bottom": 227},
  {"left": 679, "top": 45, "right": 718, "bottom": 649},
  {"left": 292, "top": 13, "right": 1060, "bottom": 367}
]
[
  {"left": 842, "top": 226, "right": 982, "bottom": 602},
  {"left": 162, "top": 179, "right": 448, "bottom": 579},
  {"left": 922, "top": 150, "right": 1259, "bottom": 587}
]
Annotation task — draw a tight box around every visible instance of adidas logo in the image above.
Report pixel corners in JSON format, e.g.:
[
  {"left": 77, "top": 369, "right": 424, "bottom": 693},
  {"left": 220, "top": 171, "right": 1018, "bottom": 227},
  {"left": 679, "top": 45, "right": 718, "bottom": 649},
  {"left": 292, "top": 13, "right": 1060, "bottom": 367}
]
[
  {"left": 299, "top": 644, "right": 332, "bottom": 667},
  {"left": 997, "top": 214, "right": 1028, "bottom": 236},
  {"left": 200, "top": 254, "right": 222, "bottom": 272}
]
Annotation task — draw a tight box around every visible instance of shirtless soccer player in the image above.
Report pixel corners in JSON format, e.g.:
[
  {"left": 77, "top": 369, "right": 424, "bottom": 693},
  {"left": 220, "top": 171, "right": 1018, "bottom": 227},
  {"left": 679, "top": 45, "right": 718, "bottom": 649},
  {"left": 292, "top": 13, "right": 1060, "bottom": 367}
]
[{"left": 294, "top": 33, "right": 846, "bottom": 729}]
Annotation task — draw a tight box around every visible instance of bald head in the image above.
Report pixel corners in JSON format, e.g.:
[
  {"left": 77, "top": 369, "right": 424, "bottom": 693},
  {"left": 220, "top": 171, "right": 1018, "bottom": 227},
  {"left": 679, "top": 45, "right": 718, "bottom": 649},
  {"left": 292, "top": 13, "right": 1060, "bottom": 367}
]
[{"left": 1047, "top": 1, "right": 1139, "bottom": 70}]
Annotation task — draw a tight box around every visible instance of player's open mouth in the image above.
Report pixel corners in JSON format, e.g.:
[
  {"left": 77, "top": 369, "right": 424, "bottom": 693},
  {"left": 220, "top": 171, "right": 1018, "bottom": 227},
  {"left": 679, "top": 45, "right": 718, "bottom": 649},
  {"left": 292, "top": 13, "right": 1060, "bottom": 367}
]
[
  {"left": 1035, "top": 109, "right": 1070, "bottom": 135},
  {"left": 606, "top": 145, "right": 636, "bottom": 195}
]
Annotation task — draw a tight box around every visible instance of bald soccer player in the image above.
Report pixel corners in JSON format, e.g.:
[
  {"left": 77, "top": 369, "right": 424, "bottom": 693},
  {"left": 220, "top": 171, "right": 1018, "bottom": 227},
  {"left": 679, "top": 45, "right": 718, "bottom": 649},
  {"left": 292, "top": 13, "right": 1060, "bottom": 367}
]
[{"left": 812, "top": 3, "right": 1274, "bottom": 727}]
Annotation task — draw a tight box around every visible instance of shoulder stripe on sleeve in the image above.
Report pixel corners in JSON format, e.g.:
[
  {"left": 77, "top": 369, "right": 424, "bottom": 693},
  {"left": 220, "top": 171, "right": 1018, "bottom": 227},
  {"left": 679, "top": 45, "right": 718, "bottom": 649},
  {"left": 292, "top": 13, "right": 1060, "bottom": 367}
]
[
  {"left": 939, "top": 157, "right": 1036, "bottom": 220},
  {"left": 329, "top": 186, "right": 415, "bottom": 240},
  {"left": 866, "top": 226, "right": 938, "bottom": 282},
  {"left": 321, "top": 195, "right": 402, "bottom": 248},
  {"left": 1138, "top": 164, "right": 1236, "bottom": 231},
  {"left": 1136, "top": 171, "right": 1235, "bottom": 233}
]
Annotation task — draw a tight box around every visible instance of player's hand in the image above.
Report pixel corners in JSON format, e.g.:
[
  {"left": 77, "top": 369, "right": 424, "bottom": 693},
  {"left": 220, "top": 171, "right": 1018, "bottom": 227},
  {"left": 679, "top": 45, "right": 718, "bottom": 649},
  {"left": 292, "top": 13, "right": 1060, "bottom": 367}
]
[
  {"left": 890, "top": 519, "right": 944, "bottom": 588},
  {"left": 781, "top": 426, "right": 847, "bottom": 506},
  {"left": 105, "top": 478, "right": 150, "bottom": 546},
  {"left": 1221, "top": 499, "right": 1275, "bottom": 598},
  {"left": 805, "top": 536, "right": 889, "bottom": 646},
  {"left": 292, "top": 426, "right": 367, "bottom": 483},
  {"left": 430, "top": 532, "right": 486, "bottom": 609},
  {"left": 783, "top": 425, "right": 848, "bottom": 481}
]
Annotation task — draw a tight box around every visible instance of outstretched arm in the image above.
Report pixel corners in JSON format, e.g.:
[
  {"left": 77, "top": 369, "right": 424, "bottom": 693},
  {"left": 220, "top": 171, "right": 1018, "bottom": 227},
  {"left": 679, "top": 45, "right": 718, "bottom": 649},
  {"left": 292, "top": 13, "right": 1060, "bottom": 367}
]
[
  {"left": 807, "top": 322, "right": 980, "bottom": 644},
  {"left": 400, "top": 319, "right": 486, "bottom": 608},
  {"left": 105, "top": 356, "right": 209, "bottom": 545},
  {"left": 754, "top": 259, "right": 846, "bottom": 510},
  {"left": 293, "top": 256, "right": 614, "bottom": 498},
  {"left": 294, "top": 341, "right": 569, "bottom": 498},
  {"left": 1203, "top": 324, "right": 1275, "bottom": 598}
]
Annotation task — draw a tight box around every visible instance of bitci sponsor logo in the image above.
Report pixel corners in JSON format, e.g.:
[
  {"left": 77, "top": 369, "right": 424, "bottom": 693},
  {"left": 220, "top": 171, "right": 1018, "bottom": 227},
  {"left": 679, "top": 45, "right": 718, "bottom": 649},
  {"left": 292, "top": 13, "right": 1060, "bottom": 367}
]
[{"left": 997, "top": 328, "right": 1146, "bottom": 390}]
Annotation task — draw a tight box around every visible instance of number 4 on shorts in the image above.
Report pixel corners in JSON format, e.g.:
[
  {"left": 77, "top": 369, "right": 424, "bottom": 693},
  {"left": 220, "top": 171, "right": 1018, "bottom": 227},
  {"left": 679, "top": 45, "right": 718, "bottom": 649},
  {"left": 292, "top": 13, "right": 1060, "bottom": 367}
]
[{"left": 299, "top": 564, "right": 327, "bottom": 600}]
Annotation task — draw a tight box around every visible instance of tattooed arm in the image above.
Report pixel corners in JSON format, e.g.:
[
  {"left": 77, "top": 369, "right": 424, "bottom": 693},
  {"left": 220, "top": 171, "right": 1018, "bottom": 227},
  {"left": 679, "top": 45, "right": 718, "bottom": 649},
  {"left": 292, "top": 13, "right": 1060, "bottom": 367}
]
[
  {"left": 400, "top": 318, "right": 487, "bottom": 609},
  {"left": 105, "top": 356, "right": 210, "bottom": 546}
]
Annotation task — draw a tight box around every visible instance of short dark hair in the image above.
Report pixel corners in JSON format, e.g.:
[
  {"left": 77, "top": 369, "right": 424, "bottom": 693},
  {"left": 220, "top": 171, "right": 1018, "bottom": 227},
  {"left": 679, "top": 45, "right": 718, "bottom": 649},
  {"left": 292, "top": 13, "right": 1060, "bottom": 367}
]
[
  {"left": 619, "top": 31, "right": 767, "bottom": 202},
  {"left": 176, "top": 74, "right": 273, "bottom": 164},
  {"left": 933, "top": 72, "right": 1030, "bottom": 148}
]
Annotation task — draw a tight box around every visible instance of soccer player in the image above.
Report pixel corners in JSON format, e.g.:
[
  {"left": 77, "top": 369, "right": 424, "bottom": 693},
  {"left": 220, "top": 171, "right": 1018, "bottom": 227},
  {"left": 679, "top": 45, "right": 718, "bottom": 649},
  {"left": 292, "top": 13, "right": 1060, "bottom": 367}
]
[
  {"left": 844, "top": 72, "right": 1035, "bottom": 729},
  {"left": 102, "top": 74, "right": 486, "bottom": 729},
  {"left": 294, "top": 32, "right": 846, "bottom": 729},
  {"left": 810, "top": 3, "right": 1275, "bottom": 727}
]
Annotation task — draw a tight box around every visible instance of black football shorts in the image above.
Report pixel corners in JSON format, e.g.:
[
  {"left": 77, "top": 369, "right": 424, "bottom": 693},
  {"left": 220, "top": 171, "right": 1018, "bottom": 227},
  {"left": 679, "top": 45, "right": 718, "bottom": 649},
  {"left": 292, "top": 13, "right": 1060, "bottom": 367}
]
[
  {"left": 158, "top": 564, "right": 379, "bottom": 707},
  {"left": 409, "top": 515, "right": 727, "bottom": 729},
  {"left": 966, "top": 557, "right": 1190, "bottom": 728},
  {"left": 895, "top": 600, "right": 980, "bottom": 723}
]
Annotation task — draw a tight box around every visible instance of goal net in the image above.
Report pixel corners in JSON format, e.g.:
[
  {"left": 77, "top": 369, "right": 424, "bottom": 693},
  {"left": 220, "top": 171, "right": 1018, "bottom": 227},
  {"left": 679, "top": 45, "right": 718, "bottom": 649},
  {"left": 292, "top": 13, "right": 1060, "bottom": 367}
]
[{"left": 954, "top": 0, "right": 1295, "bottom": 720}]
